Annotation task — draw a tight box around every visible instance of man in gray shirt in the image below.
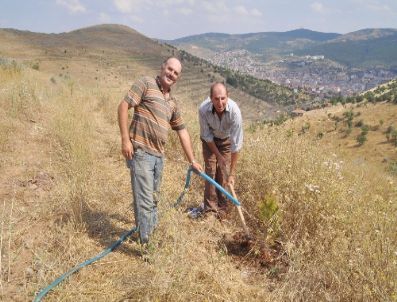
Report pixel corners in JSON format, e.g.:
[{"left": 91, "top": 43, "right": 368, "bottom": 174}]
[{"left": 199, "top": 82, "right": 243, "bottom": 218}]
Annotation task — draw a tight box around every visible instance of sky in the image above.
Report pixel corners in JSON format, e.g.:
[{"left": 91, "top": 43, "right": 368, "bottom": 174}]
[{"left": 1, "top": 0, "right": 397, "bottom": 39}]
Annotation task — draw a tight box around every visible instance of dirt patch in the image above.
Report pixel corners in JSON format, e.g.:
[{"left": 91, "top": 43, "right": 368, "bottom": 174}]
[
  {"left": 16, "top": 171, "right": 55, "bottom": 191},
  {"left": 222, "top": 231, "right": 288, "bottom": 281}
]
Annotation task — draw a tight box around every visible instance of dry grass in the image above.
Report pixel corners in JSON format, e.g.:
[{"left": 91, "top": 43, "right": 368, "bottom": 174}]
[
  {"left": 286, "top": 102, "right": 397, "bottom": 167},
  {"left": 240, "top": 124, "right": 397, "bottom": 301},
  {"left": 0, "top": 57, "right": 396, "bottom": 302}
]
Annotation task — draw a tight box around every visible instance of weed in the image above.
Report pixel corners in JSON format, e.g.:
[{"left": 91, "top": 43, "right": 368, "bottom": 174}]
[
  {"left": 356, "top": 132, "right": 367, "bottom": 145},
  {"left": 258, "top": 193, "right": 279, "bottom": 222},
  {"left": 388, "top": 161, "right": 397, "bottom": 175}
]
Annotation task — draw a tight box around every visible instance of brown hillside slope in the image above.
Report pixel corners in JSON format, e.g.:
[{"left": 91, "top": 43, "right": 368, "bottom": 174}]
[
  {"left": 284, "top": 102, "right": 397, "bottom": 170},
  {"left": 0, "top": 26, "right": 396, "bottom": 301},
  {"left": 0, "top": 24, "right": 273, "bottom": 121}
]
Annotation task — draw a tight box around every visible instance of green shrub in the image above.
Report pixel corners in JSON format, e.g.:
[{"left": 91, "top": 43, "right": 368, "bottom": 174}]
[
  {"left": 300, "top": 122, "right": 310, "bottom": 134},
  {"left": 356, "top": 132, "right": 367, "bottom": 146},
  {"left": 361, "top": 124, "right": 369, "bottom": 135},
  {"left": 258, "top": 193, "right": 279, "bottom": 222},
  {"left": 388, "top": 161, "right": 397, "bottom": 175},
  {"left": 32, "top": 62, "right": 40, "bottom": 70},
  {"left": 343, "top": 110, "right": 354, "bottom": 129}
]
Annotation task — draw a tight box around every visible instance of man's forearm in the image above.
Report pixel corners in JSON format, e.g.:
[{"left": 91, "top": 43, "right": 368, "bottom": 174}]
[
  {"left": 230, "top": 152, "right": 239, "bottom": 176},
  {"left": 206, "top": 141, "right": 222, "bottom": 159},
  {"left": 118, "top": 100, "right": 131, "bottom": 141},
  {"left": 177, "top": 128, "right": 195, "bottom": 163}
]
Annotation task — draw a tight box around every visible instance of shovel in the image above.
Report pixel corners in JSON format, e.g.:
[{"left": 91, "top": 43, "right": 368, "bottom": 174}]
[{"left": 228, "top": 183, "right": 250, "bottom": 237}]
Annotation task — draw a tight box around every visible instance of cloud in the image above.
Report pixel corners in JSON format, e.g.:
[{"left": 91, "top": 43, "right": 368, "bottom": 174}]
[
  {"left": 177, "top": 7, "right": 193, "bottom": 15},
  {"left": 310, "top": 2, "right": 325, "bottom": 13},
  {"left": 202, "top": 2, "right": 261, "bottom": 18},
  {"left": 114, "top": 0, "right": 195, "bottom": 13},
  {"left": 113, "top": 0, "right": 143, "bottom": 13},
  {"left": 234, "top": 5, "right": 262, "bottom": 17},
  {"left": 160, "top": 0, "right": 192, "bottom": 4},
  {"left": 202, "top": 1, "right": 228, "bottom": 14},
  {"left": 56, "top": 0, "right": 86, "bottom": 13}
]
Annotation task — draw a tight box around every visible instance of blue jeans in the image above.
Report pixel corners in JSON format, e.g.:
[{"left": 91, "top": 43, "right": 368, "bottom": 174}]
[{"left": 127, "top": 149, "right": 164, "bottom": 244}]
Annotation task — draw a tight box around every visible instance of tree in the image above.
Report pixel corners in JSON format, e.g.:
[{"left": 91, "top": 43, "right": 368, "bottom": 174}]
[
  {"left": 343, "top": 110, "right": 354, "bottom": 129},
  {"left": 226, "top": 75, "right": 238, "bottom": 87}
]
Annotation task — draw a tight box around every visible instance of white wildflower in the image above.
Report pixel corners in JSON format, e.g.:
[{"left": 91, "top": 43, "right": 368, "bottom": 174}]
[{"left": 305, "top": 183, "right": 320, "bottom": 194}]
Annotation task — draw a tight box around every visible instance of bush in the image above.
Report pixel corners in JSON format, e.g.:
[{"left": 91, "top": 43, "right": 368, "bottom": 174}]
[
  {"left": 361, "top": 124, "right": 369, "bottom": 135},
  {"left": 343, "top": 110, "right": 354, "bottom": 129},
  {"left": 32, "top": 62, "right": 40, "bottom": 70},
  {"left": 355, "top": 119, "right": 364, "bottom": 127},
  {"left": 388, "top": 161, "right": 397, "bottom": 175},
  {"left": 258, "top": 193, "right": 279, "bottom": 222},
  {"left": 356, "top": 132, "right": 367, "bottom": 145},
  {"left": 385, "top": 126, "right": 395, "bottom": 142},
  {"left": 272, "top": 113, "right": 289, "bottom": 126},
  {"left": 300, "top": 122, "right": 310, "bottom": 134},
  {"left": 226, "top": 75, "right": 238, "bottom": 87}
]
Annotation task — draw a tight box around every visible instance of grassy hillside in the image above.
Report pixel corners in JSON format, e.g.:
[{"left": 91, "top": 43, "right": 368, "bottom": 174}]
[
  {"left": 0, "top": 25, "right": 276, "bottom": 121},
  {"left": 328, "top": 78, "right": 397, "bottom": 104},
  {"left": 0, "top": 25, "right": 396, "bottom": 301}
]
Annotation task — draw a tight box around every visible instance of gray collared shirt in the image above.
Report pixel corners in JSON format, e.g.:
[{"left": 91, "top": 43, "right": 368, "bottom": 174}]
[{"left": 199, "top": 97, "right": 243, "bottom": 153}]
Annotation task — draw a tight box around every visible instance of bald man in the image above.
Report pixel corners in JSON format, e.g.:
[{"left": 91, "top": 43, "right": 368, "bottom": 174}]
[
  {"left": 118, "top": 57, "right": 202, "bottom": 244},
  {"left": 199, "top": 82, "right": 243, "bottom": 218}
]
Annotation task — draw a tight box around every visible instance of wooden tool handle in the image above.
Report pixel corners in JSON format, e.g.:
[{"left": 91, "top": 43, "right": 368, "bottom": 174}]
[{"left": 228, "top": 184, "right": 250, "bottom": 235}]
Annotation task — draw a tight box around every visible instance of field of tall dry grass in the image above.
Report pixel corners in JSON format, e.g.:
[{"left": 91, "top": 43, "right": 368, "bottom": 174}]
[{"left": 0, "top": 59, "right": 396, "bottom": 301}]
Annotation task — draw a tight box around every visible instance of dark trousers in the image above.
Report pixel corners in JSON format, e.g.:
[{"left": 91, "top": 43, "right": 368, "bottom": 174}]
[{"left": 202, "top": 137, "right": 231, "bottom": 212}]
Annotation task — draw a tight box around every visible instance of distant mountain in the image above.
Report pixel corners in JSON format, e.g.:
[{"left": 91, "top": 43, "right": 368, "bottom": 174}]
[
  {"left": 0, "top": 24, "right": 168, "bottom": 57},
  {"left": 168, "top": 29, "right": 340, "bottom": 58},
  {"left": 167, "top": 28, "right": 397, "bottom": 68},
  {"left": 294, "top": 28, "right": 397, "bottom": 68}
]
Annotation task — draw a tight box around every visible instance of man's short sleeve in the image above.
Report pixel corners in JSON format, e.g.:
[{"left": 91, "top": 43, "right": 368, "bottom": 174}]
[
  {"left": 199, "top": 98, "right": 214, "bottom": 142},
  {"left": 123, "top": 77, "right": 147, "bottom": 106},
  {"left": 169, "top": 98, "right": 186, "bottom": 131},
  {"left": 230, "top": 105, "right": 243, "bottom": 153}
]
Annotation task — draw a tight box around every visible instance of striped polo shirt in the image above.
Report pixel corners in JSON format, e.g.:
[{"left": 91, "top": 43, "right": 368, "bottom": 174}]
[{"left": 124, "top": 76, "right": 185, "bottom": 156}]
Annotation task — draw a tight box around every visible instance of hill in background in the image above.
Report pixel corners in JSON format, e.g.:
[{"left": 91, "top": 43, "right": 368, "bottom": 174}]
[
  {"left": 168, "top": 28, "right": 397, "bottom": 68},
  {"left": 1, "top": 24, "right": 306, "bottom": 120},
  {"left": 168, "top": 29, "right": 339, "bottom": 59},
  {"left": 167, "top": 28, "right": 397, "bottom": 96}
]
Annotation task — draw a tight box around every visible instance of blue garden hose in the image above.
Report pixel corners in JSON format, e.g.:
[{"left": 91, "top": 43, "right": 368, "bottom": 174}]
[
  {"left": 174, "top": 167, "right": 240, "bottom": 207},
  {"left": 33, "top": 226, "right": 138, "bottom": 302},
  {"left": 34, "top": 167, "right": 239, "bottom": 301},
  {"left": 197, "top": 170, "right": 240, "bottom": 206}
]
